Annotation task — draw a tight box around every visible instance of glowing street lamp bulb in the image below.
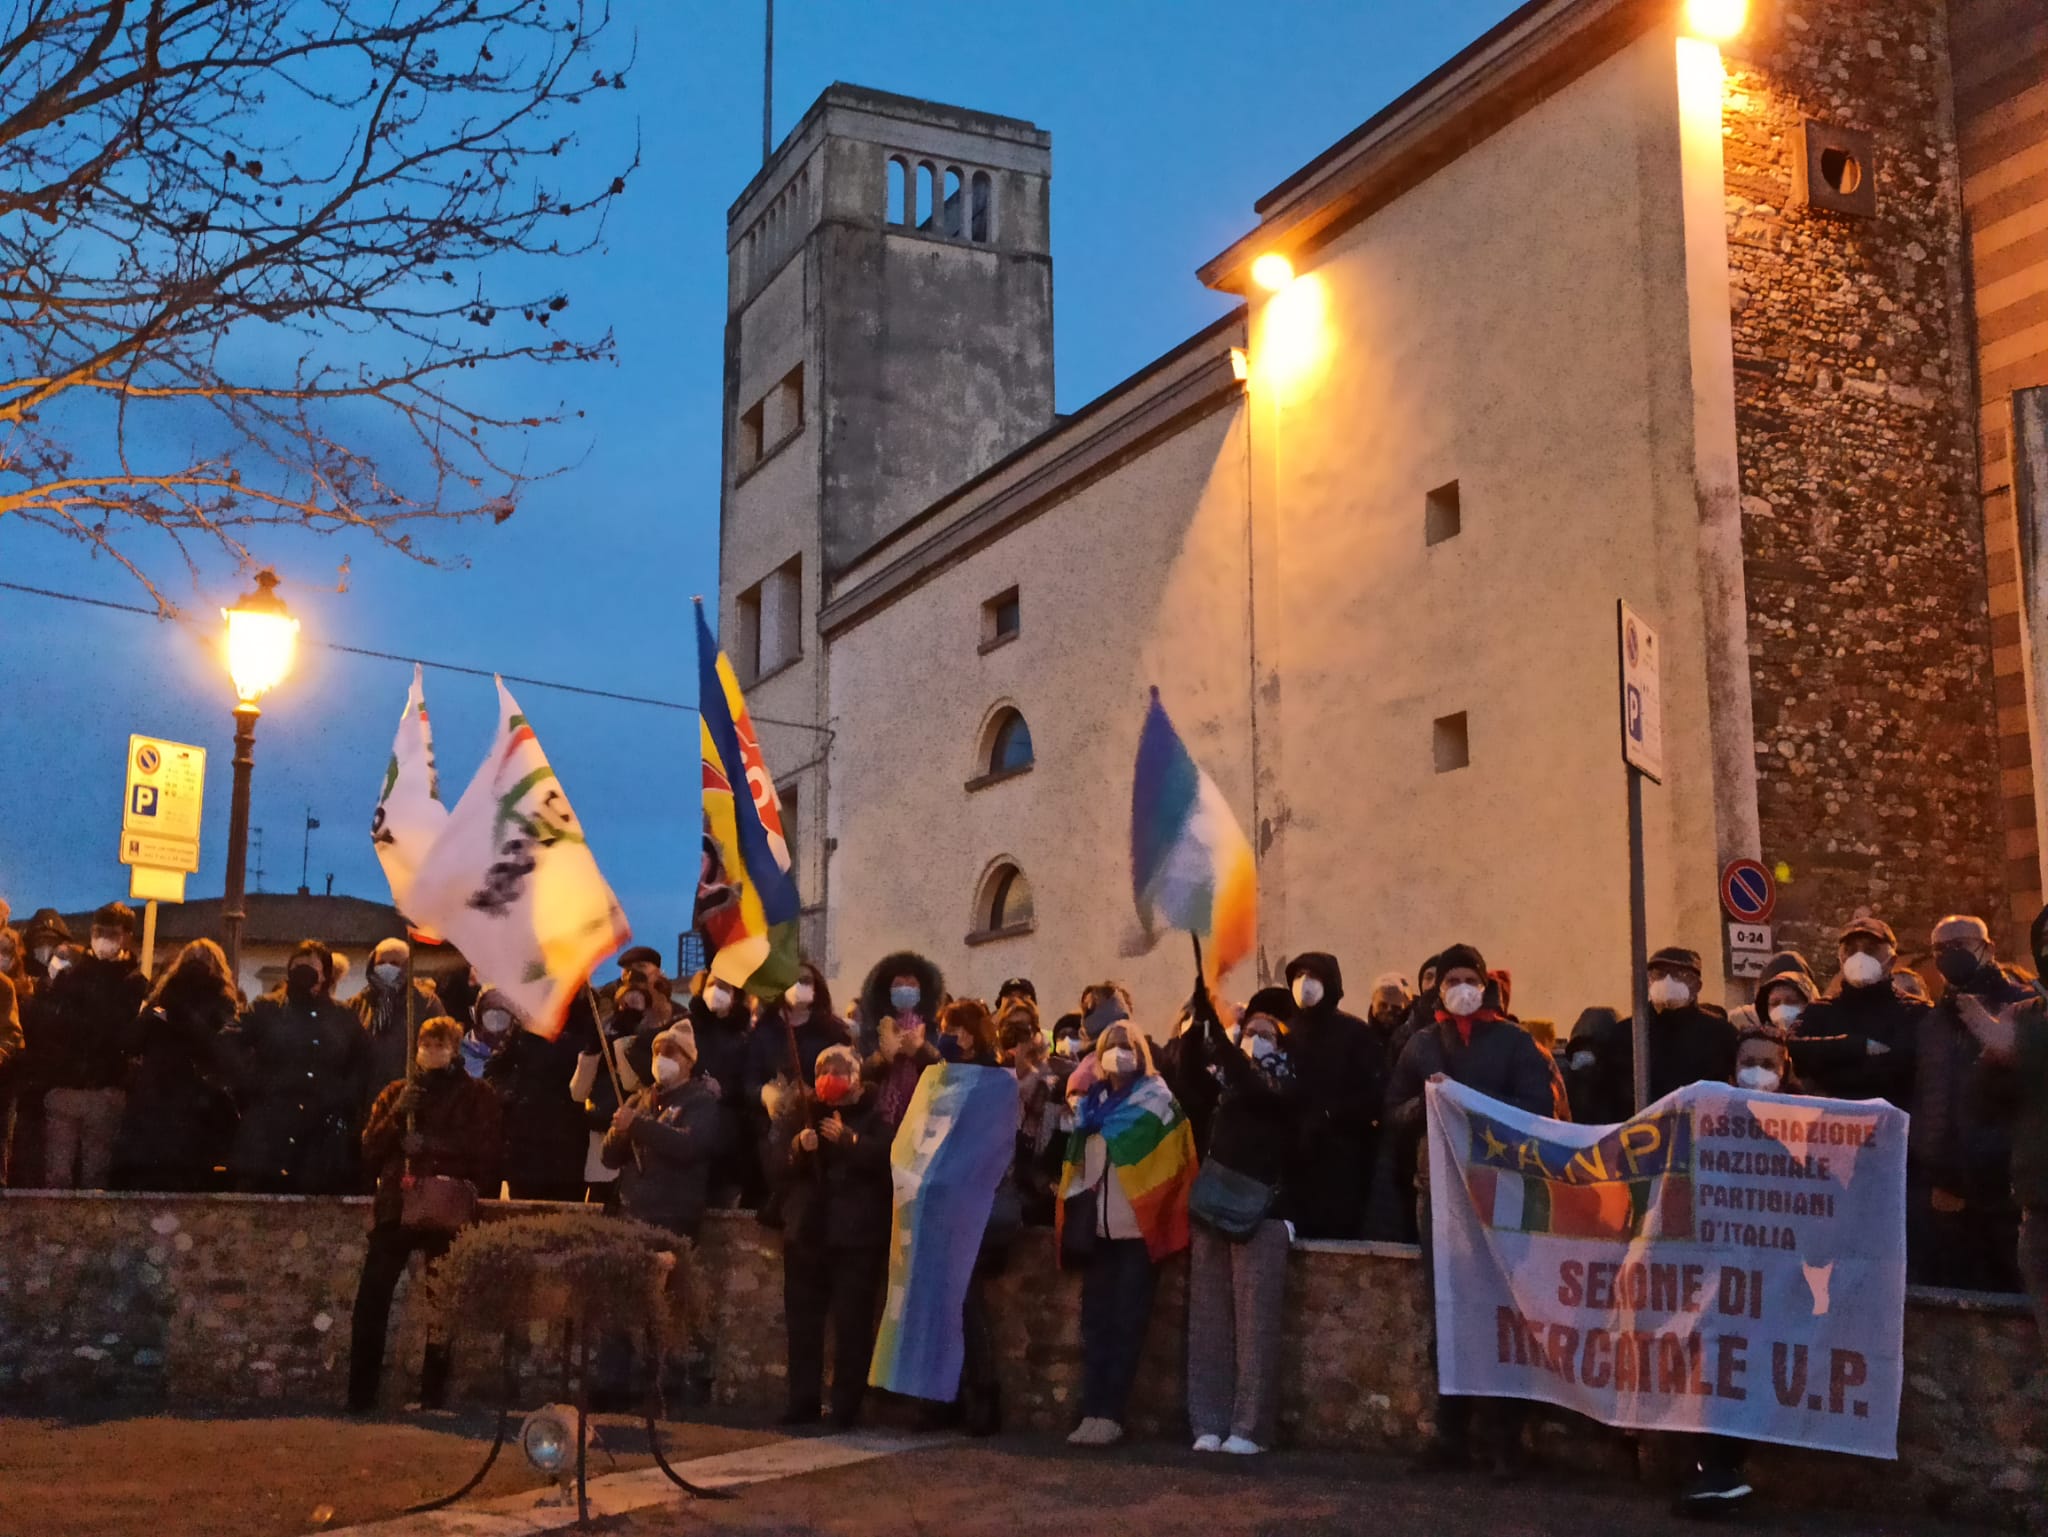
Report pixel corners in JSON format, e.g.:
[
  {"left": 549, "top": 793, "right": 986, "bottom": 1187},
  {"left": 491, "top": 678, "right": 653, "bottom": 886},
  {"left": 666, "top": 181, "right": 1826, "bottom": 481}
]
[
  {"left": 222, "top": 569, "right": 299, "bottom": 705},
  {"left": 1250, "top": 252, "right": 1295, "bottom": 293},
  {"left": 1684, "top": 0, "right": 1747, "bottom": 41}
]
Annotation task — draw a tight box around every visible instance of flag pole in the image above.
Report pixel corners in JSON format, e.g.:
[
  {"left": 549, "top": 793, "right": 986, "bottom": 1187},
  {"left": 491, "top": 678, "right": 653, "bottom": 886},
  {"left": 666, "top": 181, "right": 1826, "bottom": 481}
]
[{"left": 587, "top": 981, "right": 644, "bottom": 1173}]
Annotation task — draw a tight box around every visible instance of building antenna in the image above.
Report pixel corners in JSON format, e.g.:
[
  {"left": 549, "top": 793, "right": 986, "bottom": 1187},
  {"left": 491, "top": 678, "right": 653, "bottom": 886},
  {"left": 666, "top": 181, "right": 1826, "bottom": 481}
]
[
  {"left": 762, "top": 0, "right": 775, "bottom": 166},
  {"left": 251, "top": 826, "right": 267, "bottom": 895}
]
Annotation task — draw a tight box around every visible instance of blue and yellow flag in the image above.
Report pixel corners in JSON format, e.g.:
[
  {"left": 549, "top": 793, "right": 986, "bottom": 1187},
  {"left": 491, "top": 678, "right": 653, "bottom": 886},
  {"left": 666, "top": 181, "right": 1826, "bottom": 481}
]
[{"left": 694, "top": 601, "right": 800, "bottom": 999}]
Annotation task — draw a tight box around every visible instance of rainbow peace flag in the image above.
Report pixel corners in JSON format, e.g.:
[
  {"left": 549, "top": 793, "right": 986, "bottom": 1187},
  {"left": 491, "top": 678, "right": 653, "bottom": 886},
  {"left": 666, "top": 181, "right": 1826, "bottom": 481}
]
[
  {"left": 1056, "top": 1074, "right": 1197, "bottom": 1264},
  {"left": 1130, "top": 687, "right": 1257, "bottom": 985},
  {"left": 694, "top": 602, "right": 800, "bottom": 1000},
  {"left": 869, "top": 1063, "right": 1022, "bottom": 1401}
]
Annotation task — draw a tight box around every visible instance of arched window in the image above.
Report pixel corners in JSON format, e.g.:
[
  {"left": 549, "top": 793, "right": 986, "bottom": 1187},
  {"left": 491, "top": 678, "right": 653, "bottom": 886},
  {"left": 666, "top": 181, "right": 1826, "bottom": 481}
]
[
  {"left": 970, "top": 170, "right": 993, "bottom": 243},
  {"left": 886, "top": 157, "right": 908, "bottom": 225},
  {"left": 916, "top": 162, "right": 937, "bottom": 231},
  {"left": 989, "top": 711, "right": 1032, "bottom": 774},
  {"left": 942, "top": 167, "right": 964, "bottom": 237},
  {"left": 977, "top": 862, "right": 1034, "bottom": 937}
]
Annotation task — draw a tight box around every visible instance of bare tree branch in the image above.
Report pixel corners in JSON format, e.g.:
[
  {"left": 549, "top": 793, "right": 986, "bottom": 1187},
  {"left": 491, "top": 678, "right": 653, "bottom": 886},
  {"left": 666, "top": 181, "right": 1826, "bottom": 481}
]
[{"left": 0, "top": 0, "right": 635, "bottom": 606}]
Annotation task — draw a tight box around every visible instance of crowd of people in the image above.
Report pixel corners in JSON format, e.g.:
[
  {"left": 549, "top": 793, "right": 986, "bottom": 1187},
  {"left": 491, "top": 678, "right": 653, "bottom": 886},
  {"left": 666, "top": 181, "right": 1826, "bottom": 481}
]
[{"left": 2, "top": 890, "right": 2044, "bottom": 1516}]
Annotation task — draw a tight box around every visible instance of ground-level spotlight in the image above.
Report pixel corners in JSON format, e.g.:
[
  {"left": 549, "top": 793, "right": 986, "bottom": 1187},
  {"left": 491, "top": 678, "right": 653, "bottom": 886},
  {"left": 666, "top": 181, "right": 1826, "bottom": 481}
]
[
  {"left": 1684, "top": 0, "right": 1747, "bottom": 41},
  {"left": 519, "top": 1403, "right": 583, "bottom": 1476}
]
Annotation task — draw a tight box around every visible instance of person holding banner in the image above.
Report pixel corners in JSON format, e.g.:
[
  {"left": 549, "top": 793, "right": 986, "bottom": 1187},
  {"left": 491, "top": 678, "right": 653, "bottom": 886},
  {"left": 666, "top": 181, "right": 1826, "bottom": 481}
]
[
  {"left": 1386, "top": 942, "right": 1555, "bottom": 1477},
  {"left": 1058, "top": 1019, "right": 1196, "bottom": 1448}
]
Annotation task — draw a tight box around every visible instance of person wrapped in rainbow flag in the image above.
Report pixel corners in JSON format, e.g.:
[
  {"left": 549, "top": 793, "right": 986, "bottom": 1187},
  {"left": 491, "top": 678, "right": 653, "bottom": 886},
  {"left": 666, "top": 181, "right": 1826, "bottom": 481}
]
[{"left": 1055, "top": 1017, "right": 1197, "bottom": 1447}]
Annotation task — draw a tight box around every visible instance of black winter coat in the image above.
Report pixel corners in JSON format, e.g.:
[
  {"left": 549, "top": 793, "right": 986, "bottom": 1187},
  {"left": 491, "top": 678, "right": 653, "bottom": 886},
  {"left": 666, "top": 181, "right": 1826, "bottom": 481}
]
[
  {"left": 113, "top": 979, "right": 238, "bottom": 1183},
  {"left": 33, "top": 955, "right": 147, "bottom": 1091},
  {"left": 483, "top": 1028, "right": 590, "bottom": 1192},
  {"left": 1387, "top": 1012, "right": 1557, "bottom": 1192},
  {"left": 770, "top": 1092, "right": 895, "bottom": 1251},
  {"left": 1608, "top": 1003, "right": 1737, "bottom": 1105},
  {"left": 1186, "top": 1016, "right": 1303, "bottom": 1202},
  {"left": 348, "top": 979, "right": 442, "bottom": 1116},
  {"left": 1154, "top": 1030, "right": 1221, "bottom": 1157},
  {"left": 223, "top": 989, "right": 370, "bottom": 1191},
  {"left": 745, "top": 1008, "right": 851, "bottom": 1115},
  {"left": 689, "top": 998, "right": 752, "bottom": 1111},
  {"left": 1793, "top": 982, "right": 1922, "bottom": 1105},
  {"left": 602, "top": 1077, "right": 728, "bottom": 1238},
  {"left": 1281, "top": 953, "right": 1386, "bottom": 1240},
  {"left": 1911, "top": 963, "right": 2031, "bottom": 1200}
]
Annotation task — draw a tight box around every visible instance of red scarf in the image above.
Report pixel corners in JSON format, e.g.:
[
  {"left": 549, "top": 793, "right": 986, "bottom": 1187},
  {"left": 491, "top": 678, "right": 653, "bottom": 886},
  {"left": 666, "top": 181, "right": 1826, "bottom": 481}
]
[{"left": 1436, "top": 1006, "right": 1505, "bottom": 1047}]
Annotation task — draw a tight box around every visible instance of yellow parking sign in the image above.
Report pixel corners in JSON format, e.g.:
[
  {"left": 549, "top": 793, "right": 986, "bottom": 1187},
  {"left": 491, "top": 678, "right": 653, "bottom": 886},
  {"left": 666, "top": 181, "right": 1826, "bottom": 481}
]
[{"left": 122, "top": 734, "right": 205, "bottom": 874}]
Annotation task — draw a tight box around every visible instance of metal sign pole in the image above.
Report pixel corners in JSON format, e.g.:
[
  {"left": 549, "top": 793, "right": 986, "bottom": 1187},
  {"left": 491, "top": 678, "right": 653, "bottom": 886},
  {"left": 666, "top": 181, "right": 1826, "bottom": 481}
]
[
  {"left": 1627, "top": 767, "right": 1651, "bottom": 1113},
  {"left": 139, "top": 900, "right": 159, "bottom": 977}
]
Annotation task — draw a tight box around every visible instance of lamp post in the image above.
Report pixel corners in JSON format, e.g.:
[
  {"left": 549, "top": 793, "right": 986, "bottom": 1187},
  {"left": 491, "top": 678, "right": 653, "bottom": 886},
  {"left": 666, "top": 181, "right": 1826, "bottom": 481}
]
[{"left": 221, "top": 569, "right": 299, "bottom": 980}]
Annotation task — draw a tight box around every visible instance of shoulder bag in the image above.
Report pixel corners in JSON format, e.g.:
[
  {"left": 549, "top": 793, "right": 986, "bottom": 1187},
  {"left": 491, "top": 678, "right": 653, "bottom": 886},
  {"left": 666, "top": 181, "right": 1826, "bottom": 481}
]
[{"left": 1187, "top": 1157, "right": 1276, "bottom": 1242}]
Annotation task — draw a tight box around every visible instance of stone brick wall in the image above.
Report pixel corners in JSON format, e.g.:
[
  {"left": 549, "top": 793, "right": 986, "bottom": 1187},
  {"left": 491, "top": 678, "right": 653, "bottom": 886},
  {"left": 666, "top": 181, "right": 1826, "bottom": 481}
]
[
  {"left": 1723, "top": 0, "right": 2009, "bottom": 962},
  {"left": 0, "top": 1194, "right": 2042, "bottom": 1525}
]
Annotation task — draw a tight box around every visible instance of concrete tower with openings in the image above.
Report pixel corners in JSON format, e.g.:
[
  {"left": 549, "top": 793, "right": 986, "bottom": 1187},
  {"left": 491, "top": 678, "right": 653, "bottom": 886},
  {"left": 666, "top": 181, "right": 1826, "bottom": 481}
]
[{"left": 719, "top": 85, "right": 1054, "bottom": 966}]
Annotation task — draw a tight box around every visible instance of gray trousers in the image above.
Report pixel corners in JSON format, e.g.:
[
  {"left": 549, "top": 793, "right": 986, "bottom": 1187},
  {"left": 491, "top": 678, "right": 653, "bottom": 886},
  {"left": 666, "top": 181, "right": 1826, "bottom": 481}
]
[
  {"left": 2022, "top": 1207, "right": 2048, "bottom": 1353},
  {"left": 1186, "top": 1218, "right": 1289, "bottom": 1443}
]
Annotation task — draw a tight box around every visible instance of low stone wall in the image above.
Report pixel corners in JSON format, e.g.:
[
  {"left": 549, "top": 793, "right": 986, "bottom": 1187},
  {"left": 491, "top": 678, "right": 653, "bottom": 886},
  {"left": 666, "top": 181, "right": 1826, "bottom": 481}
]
[{"left": 0, "top": 1193, "right": 2041, "bottom": 1526}]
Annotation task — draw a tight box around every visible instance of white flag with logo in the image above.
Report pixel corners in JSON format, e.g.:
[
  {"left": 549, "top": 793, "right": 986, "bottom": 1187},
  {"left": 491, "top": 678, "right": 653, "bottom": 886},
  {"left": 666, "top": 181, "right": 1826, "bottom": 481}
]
[
  {"left": 404, "top": 679, "right": 631, "bottom": 1039},
  {"left": 371, "top": 665, "right": 448, "bottom": 939}
]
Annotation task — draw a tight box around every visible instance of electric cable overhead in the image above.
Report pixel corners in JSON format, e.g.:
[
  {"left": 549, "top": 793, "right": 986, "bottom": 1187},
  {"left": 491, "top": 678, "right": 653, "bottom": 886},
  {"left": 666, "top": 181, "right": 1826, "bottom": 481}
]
[{"left": 0, "top": 579, "right": 831, "bottom": 736}]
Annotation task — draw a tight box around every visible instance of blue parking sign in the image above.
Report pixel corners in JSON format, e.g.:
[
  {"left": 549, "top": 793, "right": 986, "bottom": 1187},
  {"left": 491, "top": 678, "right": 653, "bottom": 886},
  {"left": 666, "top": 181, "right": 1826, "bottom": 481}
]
[{"left": 131, "top": 785, "right": 158, "bottom": 818}]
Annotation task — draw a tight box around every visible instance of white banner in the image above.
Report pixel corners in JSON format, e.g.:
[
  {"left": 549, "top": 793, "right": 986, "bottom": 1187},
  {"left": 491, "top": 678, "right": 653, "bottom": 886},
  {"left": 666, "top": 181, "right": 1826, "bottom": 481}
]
[
  {"left": 1426, "top": 1078, "right": 1907, "bottom": 1459},
  {"left": 370, "top": 665, "right": 447, "bottom": 939}
]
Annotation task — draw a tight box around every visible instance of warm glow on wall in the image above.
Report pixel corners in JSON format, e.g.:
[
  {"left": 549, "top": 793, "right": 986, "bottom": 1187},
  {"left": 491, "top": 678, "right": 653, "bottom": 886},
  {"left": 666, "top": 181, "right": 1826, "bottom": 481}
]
[
  {"left": 1684, "top": 0, "right": 1747, "bottom": 41},
  {"left": 1250, "top": 252, "right": 1296, "bottom": 292},
  {"left": 1251, "top": 273, "right": 1331, "bottom": 403}
]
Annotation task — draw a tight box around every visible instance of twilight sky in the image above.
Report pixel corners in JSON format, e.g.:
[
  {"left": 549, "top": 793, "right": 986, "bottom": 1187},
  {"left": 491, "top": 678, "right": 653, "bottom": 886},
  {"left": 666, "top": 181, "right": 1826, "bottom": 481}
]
[{"left": 0, "top": 0, "right": 1519, "bottom": 968}]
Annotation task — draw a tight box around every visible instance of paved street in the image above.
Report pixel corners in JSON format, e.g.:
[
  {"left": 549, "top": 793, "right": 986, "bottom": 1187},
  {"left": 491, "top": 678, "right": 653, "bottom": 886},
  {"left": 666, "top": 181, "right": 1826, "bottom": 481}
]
[{"left": 0, "top": 1412, "right": 2005, "bottom": 1537}]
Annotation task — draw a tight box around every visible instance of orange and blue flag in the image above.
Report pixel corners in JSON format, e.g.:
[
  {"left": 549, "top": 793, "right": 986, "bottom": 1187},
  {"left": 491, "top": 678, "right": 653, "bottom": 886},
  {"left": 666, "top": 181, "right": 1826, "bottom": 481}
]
[{"left": 1130, "top": 687, "right": 1257, "bottom": 986}]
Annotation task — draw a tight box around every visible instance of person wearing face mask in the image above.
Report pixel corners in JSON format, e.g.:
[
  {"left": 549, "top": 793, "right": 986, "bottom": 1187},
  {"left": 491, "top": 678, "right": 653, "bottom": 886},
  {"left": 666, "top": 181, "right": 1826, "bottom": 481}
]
[
  {"left": 223, "top": 940, "right": 370, "bottom": 1194},
  {"left": 684, "top": 969, "right": 759, "bottom": 1208},
  {"left": 111, "top": 939, "right": 240, "bottom": 1192},
  {"left": 859, "top": 951, "right": 944, "bottom": 1133},
  {"left": 1635, "top": 945, "right": 1737, "bottom": 1105},
  {"left": 744, "top": 963, "right": 849, "bottom": 1160},
  {"left": 1277, "top": 952, "right": 1384, "bottom": 1241},
  {"left": 1060, "top": 1021, "right": 1195, "bottom": 1448},
  {"left": 20, "top": 909, "right": 72, "bottom": 988},
  {"left": 35, "top": 902, "right": 148, "bottom": 1190},
  {"left": 348, "top": 939, "right": 441, "bottom": 1117},
  {"left": 1183, "top": 975, "right": 1303, "bottom": 1456},
  {"left": 1000, "top": 1000, "right": 1064, "bottom": 1227},
  {"left": 1791, "top": 917, "right": 1920, "bottom": 1106},
  {"left": 348, "top": 1016, "right": 502, "bottom": 1413},
  {"left": 1906, "top": 914, "right": 2029, "bottom": 1292},
  {"left": 1386, "top": 942, "right": 1556, "bottom": 1477},
  {"left": 771, "top": 1042, "right": 895, "bottom": 1429},
  {"left": 0, "top": 924, "right": 24, "bottom": 1188},
  {"left": 603, "top": 1024, "right": 727, "bottom": 1238},
  {"left": 480, "top": 985, "right": 592, "bottom": 1203},
  {"left": 1155, "top": 997, "right": 1225, "bottom": 1160}
]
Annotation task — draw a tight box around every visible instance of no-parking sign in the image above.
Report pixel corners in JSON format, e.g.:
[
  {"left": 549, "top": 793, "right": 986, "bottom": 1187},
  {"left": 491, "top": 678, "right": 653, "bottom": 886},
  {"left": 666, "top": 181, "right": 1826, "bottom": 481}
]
[{"left": 1721, "top": 858, "right": 1777, "bottom": 923}]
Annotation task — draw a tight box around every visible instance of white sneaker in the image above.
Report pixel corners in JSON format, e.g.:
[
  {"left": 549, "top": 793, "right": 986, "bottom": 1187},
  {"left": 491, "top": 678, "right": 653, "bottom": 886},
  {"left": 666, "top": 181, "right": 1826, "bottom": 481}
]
[
  {"left": 1220, "top": 1435, "right": 1265, "bottom": 1456},
  {"left": 1067, "top": 1418, "right": 1101, "bottom": 1446},
  {"left": 1067, "top": 1417, "right": 1123, "bottom": 1447},
  {"left": 1193, "top": 1433, "right": 1223, "bottom": 1453}
]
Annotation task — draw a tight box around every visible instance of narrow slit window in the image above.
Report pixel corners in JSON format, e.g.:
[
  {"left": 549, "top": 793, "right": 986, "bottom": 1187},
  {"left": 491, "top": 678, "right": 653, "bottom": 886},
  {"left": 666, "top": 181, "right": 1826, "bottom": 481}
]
[
  {"left": 943, "top": 167, "right": 964, "bottom": 238},
  {"left": 1433, "top": 712, "right": 1470, "bottom": 774},
  {"left": 1425, "top": 481, "right": 1462, "bottom": 546},
  {"left": 886, "top": 157, "right": 908, "bottom": 225},
  {"left": 970, "top": 171, "right": 993, "bottom": 243},
  {"left": 916, "top": 163, "right": 937, "bottom": 231}
]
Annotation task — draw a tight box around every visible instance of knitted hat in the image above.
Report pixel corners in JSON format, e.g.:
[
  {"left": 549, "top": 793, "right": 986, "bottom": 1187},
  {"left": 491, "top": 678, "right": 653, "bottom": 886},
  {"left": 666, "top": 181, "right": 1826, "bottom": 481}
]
[{"left": 1436, "top": 943, "right": 1488, "bottom": 979}]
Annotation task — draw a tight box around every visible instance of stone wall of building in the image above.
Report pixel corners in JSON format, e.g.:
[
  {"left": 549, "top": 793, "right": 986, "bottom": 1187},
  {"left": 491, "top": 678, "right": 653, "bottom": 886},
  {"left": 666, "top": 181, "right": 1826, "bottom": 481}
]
[
  {"left": 0, "top": 1193, "right": 2042, "bottom": 1525},
  {"left": 1723, "top": 0, "right": 2010, "bottom": 962}
]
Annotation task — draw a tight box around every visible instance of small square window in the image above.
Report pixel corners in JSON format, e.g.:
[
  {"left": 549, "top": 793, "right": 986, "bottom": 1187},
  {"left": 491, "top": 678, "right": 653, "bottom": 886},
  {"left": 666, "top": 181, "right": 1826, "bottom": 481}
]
[
  {"left": 772, "top": 363, "right": 805, "bottom": 440},
  {"left": 734, "top": 584, "right": 763, "bottom": 683},
  {"left": 1433, "top": 712, "right": 1470, "bottom": 774},
  {"left": 1425, "top": 481, "right": 1462, "bottom": 546},
  {"left": 981, "top": 587, "right": 1021, "bottom": 650},
  {"left": 1796, "top": 121, "right": 1877, "bottom": 220}
]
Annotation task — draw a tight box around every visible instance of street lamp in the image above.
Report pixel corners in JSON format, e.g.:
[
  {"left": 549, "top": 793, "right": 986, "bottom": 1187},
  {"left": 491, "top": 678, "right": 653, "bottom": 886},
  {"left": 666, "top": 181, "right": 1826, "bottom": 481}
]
[{"left": 220, "top": 569, "right": 298, "bottom": 978}]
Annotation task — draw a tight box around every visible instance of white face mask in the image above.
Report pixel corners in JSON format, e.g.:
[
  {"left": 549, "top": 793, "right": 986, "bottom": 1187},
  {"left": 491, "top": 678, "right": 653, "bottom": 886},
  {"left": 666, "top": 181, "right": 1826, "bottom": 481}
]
[
  {"left": 46, "top": 956, "right": 71, "bottom": 980},
  {"left": 1841, "top": 952, "right": 1886, "bottom": 988},
  {"left": 1768, "top": 1003, "right": 1804, "bottom": 1028},
  {"left": 787, "top": 982, "right": 815, "bottom": 1008},
  {"left": 1292, "top": 976, "right": 1324, "bottom": 1010},
  {"left": 1104, "top": 1046, "right": 1138, "bottom": 1078},
  {"left": 1736, "top": 1065, "right": 1781, "bottom": 1093},
  {"left": 91, "top": 936, "right": 121, "bottom": 961},
  {"left": 706, "top": 984, "right": 735, "bottom": 1015},
  {"left": 1442, "top": 982, "right": 1485, "bottom": 1018},
  {"left": 481, "top": 1009, "right": 513, "bottom": 1036},
  {"left": 1054, "top": 1035, "right": 1080, "bottom": 1058},
  {"left": 1247, "top": 1034, "right": 1278, "bottom": 1064},
  {"left": 654, "top": 1055, "right": 685, "bottom": 1086},
  {"left": 1648, "top": 975, "right": 1693, "bottom": 1011},
  {"left": 32, "top": 946, "right": 52, "bottom": 967},
  {"left": 1569, "top": 1050, "right": 1596, "bottom": 1072},
  {"left": 373, "top": 963, "right": 402, "bottom": 986},
  {"left": 620, "top": 989, "right": 649, "bottom": 1013}
]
